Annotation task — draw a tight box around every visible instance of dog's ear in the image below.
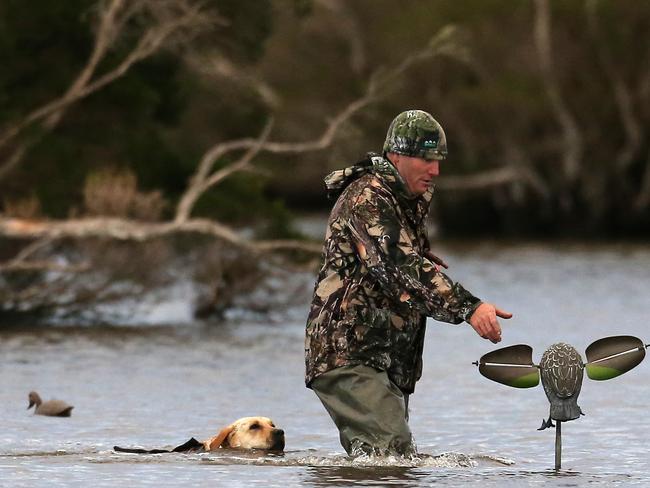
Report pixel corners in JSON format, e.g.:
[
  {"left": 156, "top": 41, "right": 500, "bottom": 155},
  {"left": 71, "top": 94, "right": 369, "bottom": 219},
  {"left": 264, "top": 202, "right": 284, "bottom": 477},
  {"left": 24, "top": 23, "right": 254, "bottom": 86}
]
[{"left": 203, "top": 425, "right": 234, "bottom": 450}]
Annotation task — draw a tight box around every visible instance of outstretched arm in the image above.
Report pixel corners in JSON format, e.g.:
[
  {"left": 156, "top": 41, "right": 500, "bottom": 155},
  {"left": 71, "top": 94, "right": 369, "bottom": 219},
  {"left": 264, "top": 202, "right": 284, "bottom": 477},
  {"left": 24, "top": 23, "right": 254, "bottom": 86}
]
[{"left": 347, "top": 183, "right": 481, "bottom": 324}]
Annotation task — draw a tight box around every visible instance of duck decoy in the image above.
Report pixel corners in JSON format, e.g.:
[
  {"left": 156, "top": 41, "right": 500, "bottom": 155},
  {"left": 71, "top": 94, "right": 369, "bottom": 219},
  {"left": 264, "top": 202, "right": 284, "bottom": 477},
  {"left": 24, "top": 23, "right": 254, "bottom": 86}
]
[
  {"left": 27, "top": 391, "right": 74, "bottom": 417},
  {"left": 473, "top": 335, "right": 648, "bottom": 470}
]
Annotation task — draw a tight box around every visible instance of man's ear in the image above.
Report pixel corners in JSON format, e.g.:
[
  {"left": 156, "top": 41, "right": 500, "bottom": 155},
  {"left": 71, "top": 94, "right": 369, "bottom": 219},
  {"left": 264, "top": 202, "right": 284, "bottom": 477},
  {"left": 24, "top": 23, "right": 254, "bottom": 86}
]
[{"left": 203, "top": 424, "right": 234, "bottom": 450}]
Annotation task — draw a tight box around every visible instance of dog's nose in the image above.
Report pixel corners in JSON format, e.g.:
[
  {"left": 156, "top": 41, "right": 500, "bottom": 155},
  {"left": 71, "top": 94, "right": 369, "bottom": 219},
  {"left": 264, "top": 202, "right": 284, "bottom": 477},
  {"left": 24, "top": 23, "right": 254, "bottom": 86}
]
[{"left": 273, "top": 428, "right": 284, "bottom": 437}]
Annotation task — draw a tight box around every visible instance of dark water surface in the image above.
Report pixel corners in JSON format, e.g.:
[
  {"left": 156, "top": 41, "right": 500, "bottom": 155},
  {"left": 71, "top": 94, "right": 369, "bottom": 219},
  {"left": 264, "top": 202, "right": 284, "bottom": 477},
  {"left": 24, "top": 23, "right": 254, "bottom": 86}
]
[{"left": 1, "top": 242, "right": 649, "bottom": 487}]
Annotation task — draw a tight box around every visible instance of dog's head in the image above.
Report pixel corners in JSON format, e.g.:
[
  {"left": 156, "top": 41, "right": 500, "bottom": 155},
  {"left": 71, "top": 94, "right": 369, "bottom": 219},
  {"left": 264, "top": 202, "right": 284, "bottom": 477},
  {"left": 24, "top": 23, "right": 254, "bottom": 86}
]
[{"left": 204, "top": 417, "right": 285, "bottom": 451}]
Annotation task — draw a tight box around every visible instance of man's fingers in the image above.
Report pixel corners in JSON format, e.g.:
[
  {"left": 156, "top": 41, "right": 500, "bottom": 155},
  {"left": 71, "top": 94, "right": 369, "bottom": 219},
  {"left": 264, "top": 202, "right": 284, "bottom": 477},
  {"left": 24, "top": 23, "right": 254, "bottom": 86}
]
[
  {"left": 469, "top": 303, "right": 505, "bottom": 343},
  {"left": 472, "top": 319, "right": 501, "bottom": 343},
  {"left": 495, "top": 308, "right": 513, "bottom": 319},
  {"left": 488, "top": 324, "right": 502, "bottom": 343},
  {"left": 483, "top": 318, "right": 502, "bottom": 342}
]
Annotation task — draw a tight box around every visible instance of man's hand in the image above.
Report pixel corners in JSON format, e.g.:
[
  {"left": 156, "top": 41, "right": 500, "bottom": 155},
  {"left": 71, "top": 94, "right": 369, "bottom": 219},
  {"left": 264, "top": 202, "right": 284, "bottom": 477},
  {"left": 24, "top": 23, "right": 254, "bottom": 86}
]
[{"left": 468, "top": 303, "right": 512, "bottom": 343}]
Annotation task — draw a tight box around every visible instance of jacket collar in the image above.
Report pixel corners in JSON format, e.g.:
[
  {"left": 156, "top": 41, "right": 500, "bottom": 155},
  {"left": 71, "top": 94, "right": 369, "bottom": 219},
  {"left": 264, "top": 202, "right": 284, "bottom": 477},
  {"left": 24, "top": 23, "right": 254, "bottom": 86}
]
[{"left": 324, "top": 152, "right": 433, "bottom": 226}]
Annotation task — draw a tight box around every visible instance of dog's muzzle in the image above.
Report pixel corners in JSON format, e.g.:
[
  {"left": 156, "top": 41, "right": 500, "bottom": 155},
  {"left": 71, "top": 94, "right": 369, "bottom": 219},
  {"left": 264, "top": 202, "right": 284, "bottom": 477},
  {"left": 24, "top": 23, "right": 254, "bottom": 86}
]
[{"left": 270, "top": 428, "right": 285, "bottom": 451}]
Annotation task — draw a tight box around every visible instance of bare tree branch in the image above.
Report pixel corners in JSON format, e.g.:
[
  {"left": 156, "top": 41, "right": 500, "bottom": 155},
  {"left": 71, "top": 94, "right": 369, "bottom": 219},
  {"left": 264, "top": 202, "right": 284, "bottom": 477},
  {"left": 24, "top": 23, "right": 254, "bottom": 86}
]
[
  {"left": 248, "top": 239, "right": 322, "bottom": 253},
  {"left": 315, "top": 0, "right": 367, "bottom": 75},
  {"left": 0, "top": 0, "right": 218, "bottom": 181},
  {"left": 174, "top": 26, "right": 466, "bottom": 222},
  {"left": 436, "top": 166, "right": 525, "bottom": 191},
  {"left": 0, "top": 145, "right": 27, "bottom": 183},
  {"left": 175, "top": 119, "right": 275, "bottom": 223},
  {"left": 458, "top": 51, "right": 552, "bottom": 201},
  {"left": 533, "top": 0, "right": 583, "bottom": 183},
  {"left": 0, "top": 216, "right": 322, "bottom": 256},
  {"left": 585, "top": 0, "right": 642, "bottom": 171},
  {"left": 634, "top": 150, "right": 650, "bottom": 211},
  {"left": 0, "top": 25, "right": 475, "bottom": 273},
  {"left": 45, "top": 0, "right": 125, "bottom": 128},
  {"left": 0, "top": 261, "right": 90, "bottom": 272},
  {"left": 10, "top": 236, "right": 55, "bottom": 262},
  {"left": 185, "top": 52, "right": 282, "bottom": 108},
  {"left": 0, "top": 235, "right": 91, "bottom": 272}
]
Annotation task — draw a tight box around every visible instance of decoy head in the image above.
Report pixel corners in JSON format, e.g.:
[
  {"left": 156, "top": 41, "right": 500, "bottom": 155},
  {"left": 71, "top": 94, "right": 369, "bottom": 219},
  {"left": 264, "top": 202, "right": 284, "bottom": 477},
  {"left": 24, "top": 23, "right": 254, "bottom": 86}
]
[{"left": 27, "top": 391, "right": 42, "bottom": 410}]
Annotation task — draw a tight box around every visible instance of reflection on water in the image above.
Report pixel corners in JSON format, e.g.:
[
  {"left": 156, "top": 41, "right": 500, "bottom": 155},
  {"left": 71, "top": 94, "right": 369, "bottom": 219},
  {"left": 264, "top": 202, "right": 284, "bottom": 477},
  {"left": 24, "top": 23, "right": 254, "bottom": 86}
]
[
  {"left": 1, "top": 243, "right": 650, "bottom": 487},
  {"left": 304, "top": 466, "right": 421, "bottom": 487}
]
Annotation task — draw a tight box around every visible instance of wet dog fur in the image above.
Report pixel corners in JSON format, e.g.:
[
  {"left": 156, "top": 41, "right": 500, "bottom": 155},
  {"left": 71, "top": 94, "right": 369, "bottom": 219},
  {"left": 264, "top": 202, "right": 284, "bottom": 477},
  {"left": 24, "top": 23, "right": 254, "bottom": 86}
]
[{"left": 114, "top": 417, "right": 285, "bottom": 454}]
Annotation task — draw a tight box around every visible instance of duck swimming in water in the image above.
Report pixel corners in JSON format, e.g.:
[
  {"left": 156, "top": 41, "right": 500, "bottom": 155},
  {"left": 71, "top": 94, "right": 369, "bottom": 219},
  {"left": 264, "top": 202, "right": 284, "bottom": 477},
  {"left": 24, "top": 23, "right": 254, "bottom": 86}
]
[{"left": 28, "top": 391, "right": 74, "bottom": 417}]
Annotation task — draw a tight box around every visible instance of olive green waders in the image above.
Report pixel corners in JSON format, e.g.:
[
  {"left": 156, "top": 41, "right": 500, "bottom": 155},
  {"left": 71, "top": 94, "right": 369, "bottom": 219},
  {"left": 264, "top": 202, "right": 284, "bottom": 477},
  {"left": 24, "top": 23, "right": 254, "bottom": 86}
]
[{"left": 311, "top": 364, "right": 416, "bottom": 456}]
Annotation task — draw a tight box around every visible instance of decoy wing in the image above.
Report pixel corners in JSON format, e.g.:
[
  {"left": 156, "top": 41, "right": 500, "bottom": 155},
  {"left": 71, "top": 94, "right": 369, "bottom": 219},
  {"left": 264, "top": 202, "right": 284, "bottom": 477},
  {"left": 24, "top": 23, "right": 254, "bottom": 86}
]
[
  {"left": 476, "top": 344, "right": 540, "bottom": 388},
  {"left": 585, "top": 335, "right": 648, "bottom": 381}
]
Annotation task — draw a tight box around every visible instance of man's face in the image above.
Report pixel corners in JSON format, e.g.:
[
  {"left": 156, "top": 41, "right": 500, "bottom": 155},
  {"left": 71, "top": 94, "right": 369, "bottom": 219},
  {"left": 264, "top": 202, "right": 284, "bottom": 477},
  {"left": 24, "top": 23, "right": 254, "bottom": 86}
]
[{"left": 389, "top": 153, "right": 440, "bottom": 195}]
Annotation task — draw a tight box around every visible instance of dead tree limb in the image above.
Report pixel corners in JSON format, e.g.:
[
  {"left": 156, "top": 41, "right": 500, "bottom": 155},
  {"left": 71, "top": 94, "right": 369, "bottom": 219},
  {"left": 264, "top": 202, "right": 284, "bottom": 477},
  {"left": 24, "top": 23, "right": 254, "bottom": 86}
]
[
  {"left": 585, "top": 0, "right": 642, "bottom": 171},
  {"left": 315, "top": 0, "right": 367, "bottom": 75},
  {"left": 634, "top": 150, "right": 650, "bottom": 211},
  {"left": 0, "top": 216, "right": 322, "bottom": 261},
  {"left": 185, "top": 52, "right": 281, "bottom": 109},
  {"left": 0, "top": 25, "right": 534, "bottom": 272},
  {"left": 436, "top": 166, "right": 530, "bottom": 191},
  {"left": 174, "top": 25, "right": 467, "bottom": 223},
  {"left": 533, "top": 0, "right": 583, "bottom": 183},
  {"left": 459, "top": 52, "right": 552, "bottom": 201}
]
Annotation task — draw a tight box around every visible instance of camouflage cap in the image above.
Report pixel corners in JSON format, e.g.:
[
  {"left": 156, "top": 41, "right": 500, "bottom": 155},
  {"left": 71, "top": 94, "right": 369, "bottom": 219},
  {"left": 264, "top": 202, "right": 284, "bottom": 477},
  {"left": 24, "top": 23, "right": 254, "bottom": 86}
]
[{"left": 382, "top": 110, "right": 448, "bottom": 160}]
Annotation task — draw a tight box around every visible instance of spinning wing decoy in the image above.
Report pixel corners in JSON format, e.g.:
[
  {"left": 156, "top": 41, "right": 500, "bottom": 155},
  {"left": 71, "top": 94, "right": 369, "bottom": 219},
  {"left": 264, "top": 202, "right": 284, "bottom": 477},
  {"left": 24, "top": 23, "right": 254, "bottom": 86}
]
[
  {"left": 473, "top": 336, "right": 648, "bottom": 428},
  {"left": 473, "top": 335, "right": 649, "bottom": 470}
]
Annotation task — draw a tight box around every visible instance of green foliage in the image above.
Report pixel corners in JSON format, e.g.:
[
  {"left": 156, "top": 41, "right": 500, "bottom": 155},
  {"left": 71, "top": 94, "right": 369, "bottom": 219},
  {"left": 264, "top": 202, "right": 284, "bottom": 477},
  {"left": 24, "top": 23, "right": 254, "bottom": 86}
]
[
  {"left": 0, "top": 0, "right": 93, "bottom": 124},
  {"left": 214, "top": 0, "right": 273, "bottom": 62},
  {"left": 183, "top": 150, "right": 302, "bottom": 239},
  {"left": 256, "top": 200, "right": 306, "bottom": 240}
]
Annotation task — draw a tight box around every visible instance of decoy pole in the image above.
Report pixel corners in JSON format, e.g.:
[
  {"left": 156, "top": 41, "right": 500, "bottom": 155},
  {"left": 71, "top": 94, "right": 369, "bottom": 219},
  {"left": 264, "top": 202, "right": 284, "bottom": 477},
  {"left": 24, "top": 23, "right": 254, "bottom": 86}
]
[{"left": 555, "top": 420, "right": 562, "bottom": 470}]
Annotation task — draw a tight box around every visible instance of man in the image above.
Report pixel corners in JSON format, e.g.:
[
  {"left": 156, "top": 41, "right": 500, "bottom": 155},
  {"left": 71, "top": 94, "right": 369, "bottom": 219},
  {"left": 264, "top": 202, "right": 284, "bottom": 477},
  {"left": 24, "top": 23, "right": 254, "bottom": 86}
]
[{"left": 304, "top": 109, "right": 512, "bottom": 457}]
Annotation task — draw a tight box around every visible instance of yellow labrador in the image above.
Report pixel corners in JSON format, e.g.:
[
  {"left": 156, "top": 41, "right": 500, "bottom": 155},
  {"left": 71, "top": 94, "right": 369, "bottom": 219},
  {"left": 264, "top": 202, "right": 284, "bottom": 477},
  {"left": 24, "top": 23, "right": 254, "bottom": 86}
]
[
  {"left": 114, "top": 416, "right": 285, "bottom": 454},
  {"left": 203, "top": 416, "right": 284, "bottom": 450}
]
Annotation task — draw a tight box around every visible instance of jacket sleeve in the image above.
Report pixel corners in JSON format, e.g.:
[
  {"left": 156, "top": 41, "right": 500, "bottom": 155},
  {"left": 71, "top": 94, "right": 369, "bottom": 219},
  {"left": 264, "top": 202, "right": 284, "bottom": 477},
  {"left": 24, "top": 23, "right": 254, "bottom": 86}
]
[{"left": 347, "top": 183, "right": 481, "bottom": 324}]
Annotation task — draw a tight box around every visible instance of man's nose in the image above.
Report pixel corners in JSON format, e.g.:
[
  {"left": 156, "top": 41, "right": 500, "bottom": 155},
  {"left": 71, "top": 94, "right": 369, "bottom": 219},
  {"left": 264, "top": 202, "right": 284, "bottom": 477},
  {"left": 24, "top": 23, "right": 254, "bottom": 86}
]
[{"left": 428, "top": 161, "right": 440, "bottom": 176}]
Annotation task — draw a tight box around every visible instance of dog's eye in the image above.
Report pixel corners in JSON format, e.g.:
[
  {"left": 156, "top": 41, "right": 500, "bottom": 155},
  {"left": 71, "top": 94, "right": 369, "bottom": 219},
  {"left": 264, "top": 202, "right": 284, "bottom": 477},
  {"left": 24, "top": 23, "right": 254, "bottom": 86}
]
[{"left": 249, "top": 424, "right": 260, "bottom": 430}]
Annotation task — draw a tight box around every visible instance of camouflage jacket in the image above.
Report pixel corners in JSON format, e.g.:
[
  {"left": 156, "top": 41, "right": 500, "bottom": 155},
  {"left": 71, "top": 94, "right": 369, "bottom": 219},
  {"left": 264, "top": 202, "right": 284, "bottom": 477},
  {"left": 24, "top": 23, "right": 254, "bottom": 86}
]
[{"left": 304, "top": 153, "right": 482, "bottom": 393}]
